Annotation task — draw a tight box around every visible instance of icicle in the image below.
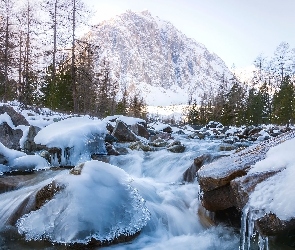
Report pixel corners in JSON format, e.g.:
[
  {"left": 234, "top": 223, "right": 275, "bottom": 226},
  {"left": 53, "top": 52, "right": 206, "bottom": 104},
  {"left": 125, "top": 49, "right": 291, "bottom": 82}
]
[
  {"left": 258, "top": 234, "right": 269, "bottom": 250},
  {"left": 240, "top": 205, "right": 249, "bottom": 250}
]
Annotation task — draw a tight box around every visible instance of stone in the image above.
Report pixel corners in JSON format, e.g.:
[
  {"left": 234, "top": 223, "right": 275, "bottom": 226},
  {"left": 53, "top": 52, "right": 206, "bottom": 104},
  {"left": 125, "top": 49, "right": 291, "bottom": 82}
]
[
  {"left": 148, "top": 138, "right": 168, "bottom": 147},
  {"left": 105, "top": 133, "right": 118, "bottom": 143},
  {"left": 0, "top": 105, "right": 29, "bottom": 126},
  {"left": 105, "top": 142, "right": 120, "bottom": 155},
  {"left": 219, "top": 143, "right": 237, "bottom": 151},
  {"left": 162, "top": 126, "right": 172, "bottom": 133},
  {"left": 131, "top": 123, "right": 150, "bottom": 139},
  {"left": 0, "top": 122, "right": 23, "bottom": 150},
  {"left": 256, "top": 213, "right": 295, "bottom": 237},
  {"left": 129, "top": 141, "right": 153, "bottom": 152},
  {"left": 111, "top": 121, "right": 138, "bottom": 142},
  {"left": 231, "top": 171, "right": 279, "bottom": 210},
  {"left": 183, "top": 154, "right": 225, "bottom": 183},
  {"left": 201, "top": 184, "right": 237, "bottom": 212},
  {"left": 70, "top": 163, "right": 85, "bottom": 175},
  {"left": 35, "top": 181, "right": 64, "bottom": 210},
  {"left": 23, "top": 125, "right": 41, "bottom": 153},
  {"left": 167, "top": 141, "right": 185, "bottom": 153}
]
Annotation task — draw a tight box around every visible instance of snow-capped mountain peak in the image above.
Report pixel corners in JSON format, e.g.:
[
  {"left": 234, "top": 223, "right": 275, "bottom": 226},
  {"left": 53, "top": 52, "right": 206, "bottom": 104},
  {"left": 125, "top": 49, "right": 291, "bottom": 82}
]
[{"left": 88, "top": 10, "right": 233, "bottom": 105}]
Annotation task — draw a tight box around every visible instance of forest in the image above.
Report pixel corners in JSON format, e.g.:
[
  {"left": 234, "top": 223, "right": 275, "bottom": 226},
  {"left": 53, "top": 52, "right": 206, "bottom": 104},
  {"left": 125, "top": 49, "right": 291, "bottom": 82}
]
[
  {"left": 186, "top": 42, "right": 295, "bottom": 127},
  {"left": 0, "top": 0, "right": 146, "bottom": 118},
  {"left": 0, "top": 0, "right": 295, "bottom": 126}
]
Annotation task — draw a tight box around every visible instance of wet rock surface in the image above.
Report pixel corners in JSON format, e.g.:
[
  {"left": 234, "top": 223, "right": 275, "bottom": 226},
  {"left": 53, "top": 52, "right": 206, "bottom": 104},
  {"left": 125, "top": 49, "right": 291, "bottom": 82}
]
[{"left": 197, "top": 130, "right": 295, "bottom": 238}]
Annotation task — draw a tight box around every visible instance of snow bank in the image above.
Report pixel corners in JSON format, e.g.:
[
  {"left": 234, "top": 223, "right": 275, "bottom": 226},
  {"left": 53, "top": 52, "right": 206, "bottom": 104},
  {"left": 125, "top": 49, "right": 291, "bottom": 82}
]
[
  {"left": 17, "top": 160, "right": 150, "bottom": 244},
  {"left": 11, "top": 155, "right": 50, "bottom": 172},
  {"left": 248, "top": 137, "right": 295, "bottom": 220}
]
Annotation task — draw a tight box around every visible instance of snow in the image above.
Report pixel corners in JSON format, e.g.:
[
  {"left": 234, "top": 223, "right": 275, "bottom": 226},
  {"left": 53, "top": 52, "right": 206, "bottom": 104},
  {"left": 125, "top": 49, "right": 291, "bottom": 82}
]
[
  {"left": 103, "top": 115, "right": 146, "bottom": 126},
  {"left": 17, "top": 160, "right": 150, "bottom": 244},
  {"left": 0, "top": 142, "right": 26, "bottom": 162},
  {"left": 248, "top": 137, "right": 295, "bottom": 220},
  {"left": 34, "top": 117, "right": 108, "bottom": 165},
  {"left": 10, "top": 155, "right": 50, "bottom": 172}
]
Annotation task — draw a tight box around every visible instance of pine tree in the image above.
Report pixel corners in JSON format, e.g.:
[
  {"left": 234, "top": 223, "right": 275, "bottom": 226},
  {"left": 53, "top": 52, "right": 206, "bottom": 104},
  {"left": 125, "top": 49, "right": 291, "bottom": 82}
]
[
  {"left": 272, "top": 75, "right": 295, "bottom": 126},
  {"left": 187, "top": 99, "right": 200, "bottom": 125}
]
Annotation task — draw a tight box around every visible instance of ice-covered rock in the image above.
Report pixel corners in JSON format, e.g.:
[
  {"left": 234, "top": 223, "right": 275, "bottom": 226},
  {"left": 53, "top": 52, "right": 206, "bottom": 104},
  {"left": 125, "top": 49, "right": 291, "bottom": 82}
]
[
  {"left": 16, "top": 160, "right": 150, "bottom": 246},
  {"left": 111, "top": 120, "right": 138, "bottom": 142},
  {"left": 34, "top": 117, "right": 107, "bottom": 166}
]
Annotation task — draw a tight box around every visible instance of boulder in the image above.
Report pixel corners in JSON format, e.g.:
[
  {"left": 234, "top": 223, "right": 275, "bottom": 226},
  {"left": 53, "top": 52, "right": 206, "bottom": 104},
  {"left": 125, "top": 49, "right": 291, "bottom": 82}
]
[
  {"left": 231, "top": 171, "right": 279, "bottom": 210},
  {"left": 183, "top": 154, "right": 225, "bottom": 183},
  {"left": 131, "top": 123, "right": 150, "bottom": 139},
  {"left": 162, "top": 126, "right": 173, "bottom": 133},
  {"left": 112, "top": 121, "right": 138, "bottom": 142},
  {"left": 219, "top": 143, "right": 237, "bottom": 151},
  {"left": 0, "top": 122, "right": 23, "bottom": 150},
  {"left": 0, "top": 105, "right": 29, "bottom": 126},
  {"left": 167, "top": 141, "right": 185, "bottom": 153}
]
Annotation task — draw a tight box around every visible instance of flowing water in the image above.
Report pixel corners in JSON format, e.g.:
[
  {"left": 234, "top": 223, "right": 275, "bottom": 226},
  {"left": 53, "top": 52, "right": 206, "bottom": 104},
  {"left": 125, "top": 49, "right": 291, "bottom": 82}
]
[{"left": 1, "top": 136, "right": 287, "bottom": 250}]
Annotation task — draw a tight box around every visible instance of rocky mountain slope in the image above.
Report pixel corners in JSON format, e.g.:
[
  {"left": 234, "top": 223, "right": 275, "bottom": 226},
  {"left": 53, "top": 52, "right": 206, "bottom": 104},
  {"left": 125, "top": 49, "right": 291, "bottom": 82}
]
[{"left": 87, "top": 10, "right": 233, "bottom": 106}]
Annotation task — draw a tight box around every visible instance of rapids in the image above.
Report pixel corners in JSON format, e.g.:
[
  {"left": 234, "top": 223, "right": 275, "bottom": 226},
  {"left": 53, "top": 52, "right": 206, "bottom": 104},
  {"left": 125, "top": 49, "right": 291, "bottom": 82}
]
[{"left": 0, "top": 137, "right": 240, "bottom": 249}]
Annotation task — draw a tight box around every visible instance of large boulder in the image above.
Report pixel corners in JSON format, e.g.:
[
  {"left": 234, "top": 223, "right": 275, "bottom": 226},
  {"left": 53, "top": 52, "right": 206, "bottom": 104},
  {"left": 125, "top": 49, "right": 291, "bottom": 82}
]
[
  {"left": 0, "top": 105, "right": 29, "bottom": 126},
  {"left": 197, "top": 130, "right": 295, "bottom": 240},
  {"left": 112, "top": 121, "right": 138, "bottom": 142}
]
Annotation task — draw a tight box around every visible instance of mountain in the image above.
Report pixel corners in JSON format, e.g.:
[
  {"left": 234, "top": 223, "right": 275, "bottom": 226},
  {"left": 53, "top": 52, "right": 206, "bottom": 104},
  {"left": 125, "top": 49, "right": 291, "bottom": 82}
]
[{"left": 86, "top": 10, "right": 233, "bottom": 106}]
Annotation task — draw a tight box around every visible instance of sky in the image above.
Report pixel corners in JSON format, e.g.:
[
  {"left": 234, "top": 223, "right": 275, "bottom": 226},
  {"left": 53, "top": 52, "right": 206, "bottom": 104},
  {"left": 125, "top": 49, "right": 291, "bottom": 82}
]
[{"left": 83, "top": 0, "right": 295, "bottom": 69}]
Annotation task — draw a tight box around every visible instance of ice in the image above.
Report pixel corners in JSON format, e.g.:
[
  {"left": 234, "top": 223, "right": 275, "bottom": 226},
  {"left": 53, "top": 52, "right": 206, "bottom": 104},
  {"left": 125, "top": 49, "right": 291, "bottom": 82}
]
[
  {"left": 17, "top": 160, "right": 150, "bottom": 244},
  {"left": 0, "top": 142, "right": 26, "bottom": 162}
]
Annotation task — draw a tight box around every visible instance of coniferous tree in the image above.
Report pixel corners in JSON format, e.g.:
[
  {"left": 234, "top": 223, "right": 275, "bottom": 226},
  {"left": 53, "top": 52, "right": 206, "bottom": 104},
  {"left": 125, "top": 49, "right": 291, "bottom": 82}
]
[{"left": 272, "top": 75, "right": 295, "bottom": 126}]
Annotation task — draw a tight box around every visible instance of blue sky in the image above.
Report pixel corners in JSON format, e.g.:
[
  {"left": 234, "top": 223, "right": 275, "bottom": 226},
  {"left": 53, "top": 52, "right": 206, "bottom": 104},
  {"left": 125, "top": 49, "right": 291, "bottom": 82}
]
[{"left": 84, "top": 0, "right": 295, "bottom": 69}]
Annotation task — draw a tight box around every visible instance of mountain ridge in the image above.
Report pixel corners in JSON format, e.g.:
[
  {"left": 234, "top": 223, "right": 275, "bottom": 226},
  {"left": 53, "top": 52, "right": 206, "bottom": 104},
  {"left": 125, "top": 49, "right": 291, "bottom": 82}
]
[{"left": 87, "top": 10, "right": 233, "bottom": 106}]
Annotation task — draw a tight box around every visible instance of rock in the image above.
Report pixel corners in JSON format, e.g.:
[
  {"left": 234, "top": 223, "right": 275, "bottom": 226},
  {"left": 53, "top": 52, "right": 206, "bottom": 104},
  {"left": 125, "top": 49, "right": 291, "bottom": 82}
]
[
  {"left": 129, "top": 141, "right": 153, "bottom": 151},
  {"left": 70, "top": 163, "right": 85, "bottom": 175},
  {"left": 0, "top": 175, "right": 36, "bottom": 194},
  {"left": 183, "top": 154, "right": 225, "bottom": 183},
  {"left": 219, "top": 143, "right": 237, "bottom": 151},
  {"left": 149, "top": 132, "right": 171, "bottom": 141},
  {"left": 206, "top": 121, "right": 223, "bottom": 129},
  {"left": 115, "top": 147, "right": 129, "bottom": 155},
  {"left": 231, "top": 171, "right": 279, "bottom": 210},
  {"left": 35, "top": 181, "right": 64, "bottom": 210},
  {"left": 201, "top": 184, "right": 237, "bottom": 212},
  {"left": 188, "top": 132, "right": 205, "bottom": 139},
  {"left": 256, "top": 213, "right": 295, "bottom": 237},
  {"left": 106, "top": 122, "right": 114, "bottom": 133},
  {"left": 105, "top": 142, "right": 120, "bottom": 155},
  {"left": 105, "top": 133, "right": 118, "bottom": 143},
  {"left": 131, "top": 123, "right": 150, "bottom": 139},
  {"left": 112, "top": 121, "right": 138, "bottom": 142},
  {"left": 23, "top": 125, "right": 41, "bottom": 153},
  {"left": 162, "top": 126, "right": 172, "bottom": 133},
  {"left": 148, "top": 138, "right": 168, "bottom": 147},
  {"left": 0, "top": 122, "right": 23, "bottom": 150},
  {"left": 0, "top": 105, "right": 29, "bottom": 126},
  {"left": 167, "top": 141, "right": 185, "bottom": 153}
]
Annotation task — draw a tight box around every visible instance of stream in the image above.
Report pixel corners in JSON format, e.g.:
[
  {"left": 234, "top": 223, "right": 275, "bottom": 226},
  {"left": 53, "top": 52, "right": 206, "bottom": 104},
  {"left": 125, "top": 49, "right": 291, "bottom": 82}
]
[{"left": 0, "top": 135, "right": 290, "bottom": 249}]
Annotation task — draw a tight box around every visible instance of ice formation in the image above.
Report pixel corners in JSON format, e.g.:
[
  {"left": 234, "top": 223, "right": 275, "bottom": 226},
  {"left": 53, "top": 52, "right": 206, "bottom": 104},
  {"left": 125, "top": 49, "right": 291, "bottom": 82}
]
[{"left": 16, "top": 160, "right": 150, "bottom": 244}]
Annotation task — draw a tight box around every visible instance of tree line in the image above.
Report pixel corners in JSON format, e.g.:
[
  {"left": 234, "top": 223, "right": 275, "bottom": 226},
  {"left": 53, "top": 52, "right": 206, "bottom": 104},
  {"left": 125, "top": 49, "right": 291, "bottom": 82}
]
[
  {"left": 187, "top": 42, "right": 295, "bottom": 127},
  {"left": 0, "top": 0, "right": 147, "bottom": 119}
]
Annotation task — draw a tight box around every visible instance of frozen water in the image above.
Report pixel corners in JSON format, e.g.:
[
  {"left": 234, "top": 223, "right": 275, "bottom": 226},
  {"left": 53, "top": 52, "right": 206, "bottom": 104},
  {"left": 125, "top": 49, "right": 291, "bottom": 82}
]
[{"left": 16, "top": 161, "right": 150, "bottom": 244}]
